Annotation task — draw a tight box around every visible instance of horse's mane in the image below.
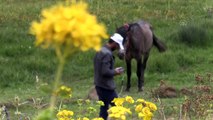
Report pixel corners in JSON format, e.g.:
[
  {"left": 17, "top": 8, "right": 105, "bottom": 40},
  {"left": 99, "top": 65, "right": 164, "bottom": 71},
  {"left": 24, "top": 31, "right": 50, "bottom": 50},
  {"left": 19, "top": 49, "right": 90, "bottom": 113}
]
[
  {"left": 116, "top": 26, "right": 128, "bottom": 39},
  {"left": 116, "top": 23, "right": 139, "bottom": 44}
]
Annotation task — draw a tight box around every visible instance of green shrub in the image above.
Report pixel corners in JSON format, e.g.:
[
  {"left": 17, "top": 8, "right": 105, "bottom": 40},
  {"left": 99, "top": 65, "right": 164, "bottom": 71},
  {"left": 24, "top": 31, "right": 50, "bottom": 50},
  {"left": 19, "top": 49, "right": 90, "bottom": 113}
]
[
  {"left": 178, "top": 25, "right": 208, "bottom": 46},
  {"left": 171, "top": 21, "right": 212, "bottom": 47},
  {"left": 176, "top": 52, "right": 195, "bottom": 67},
  {"left": 148, "top": 51, "right": 179, "bottom": 73}
]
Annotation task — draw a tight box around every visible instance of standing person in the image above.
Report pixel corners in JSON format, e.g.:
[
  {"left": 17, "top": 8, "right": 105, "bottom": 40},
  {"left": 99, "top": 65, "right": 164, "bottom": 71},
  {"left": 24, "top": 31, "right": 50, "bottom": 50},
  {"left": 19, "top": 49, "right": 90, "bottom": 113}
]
[{"left": 93, "top": 33, "right": 125, "bottom": 120}]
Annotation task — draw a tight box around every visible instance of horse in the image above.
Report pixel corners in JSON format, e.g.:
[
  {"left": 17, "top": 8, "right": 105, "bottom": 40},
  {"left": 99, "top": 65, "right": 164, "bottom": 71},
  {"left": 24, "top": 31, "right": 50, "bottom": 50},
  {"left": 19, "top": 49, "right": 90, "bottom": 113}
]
[{"left": 116, "top": 20, "right": 167, "bottom": 92}]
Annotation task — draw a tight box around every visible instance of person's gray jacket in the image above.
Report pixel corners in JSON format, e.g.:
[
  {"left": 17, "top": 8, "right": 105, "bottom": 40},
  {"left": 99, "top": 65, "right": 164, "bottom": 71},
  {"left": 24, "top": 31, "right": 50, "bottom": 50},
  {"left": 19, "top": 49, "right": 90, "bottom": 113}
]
[{"left": 94, "top": 45, "right": 116, "bottom": 90}]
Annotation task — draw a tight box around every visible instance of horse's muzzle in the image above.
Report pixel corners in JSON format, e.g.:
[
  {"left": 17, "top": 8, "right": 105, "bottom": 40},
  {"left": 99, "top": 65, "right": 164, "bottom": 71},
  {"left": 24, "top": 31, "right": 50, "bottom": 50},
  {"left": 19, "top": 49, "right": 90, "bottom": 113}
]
[{"left": 117, "top": 49, "right": 125, "bottom": 60}]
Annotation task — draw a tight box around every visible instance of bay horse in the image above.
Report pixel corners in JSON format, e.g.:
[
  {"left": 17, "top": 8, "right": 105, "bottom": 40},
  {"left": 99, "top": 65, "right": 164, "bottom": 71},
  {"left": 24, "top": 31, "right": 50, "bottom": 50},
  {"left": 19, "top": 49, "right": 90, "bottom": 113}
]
[{"left": 116, "top": 20, "right": 167, "bottom": 92}]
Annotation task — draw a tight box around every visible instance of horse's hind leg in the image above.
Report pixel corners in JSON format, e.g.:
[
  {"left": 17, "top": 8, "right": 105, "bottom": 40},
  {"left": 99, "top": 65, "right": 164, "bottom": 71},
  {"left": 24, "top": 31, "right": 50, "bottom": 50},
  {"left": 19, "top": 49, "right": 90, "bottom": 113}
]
[
  {"left": 142, "top": 53, "right": 149, "bottom": 70},
  {"left": 136, "top": 58, "right": 143, "bottom": 91},
  {"left": 125, "top": 59, "right": 132, "bottom": 92},
  {"left": 138, "top": 53, "right": 149, "bottom": 92}
]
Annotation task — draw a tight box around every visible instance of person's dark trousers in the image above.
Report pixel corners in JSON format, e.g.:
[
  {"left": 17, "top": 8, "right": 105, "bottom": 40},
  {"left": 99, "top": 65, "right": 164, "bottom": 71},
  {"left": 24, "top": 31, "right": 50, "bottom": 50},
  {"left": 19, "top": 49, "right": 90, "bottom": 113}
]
[{"left": 95, "top": 86, "right": 118, "bottom": 120}]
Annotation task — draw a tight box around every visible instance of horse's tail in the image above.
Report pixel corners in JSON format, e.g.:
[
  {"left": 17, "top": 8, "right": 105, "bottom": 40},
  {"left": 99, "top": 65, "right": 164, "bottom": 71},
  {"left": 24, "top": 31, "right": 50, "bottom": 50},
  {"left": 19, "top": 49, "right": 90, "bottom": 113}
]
[{"left": 153, "top": 34, "right": 167, "bottom": 52}]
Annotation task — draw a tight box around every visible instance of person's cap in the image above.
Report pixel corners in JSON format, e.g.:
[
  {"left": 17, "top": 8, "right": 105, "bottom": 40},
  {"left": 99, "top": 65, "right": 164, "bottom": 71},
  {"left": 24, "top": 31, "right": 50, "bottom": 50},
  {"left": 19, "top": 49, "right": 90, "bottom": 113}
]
[{"left": 110, "top": 33, "right": 124, "bottom": 50}]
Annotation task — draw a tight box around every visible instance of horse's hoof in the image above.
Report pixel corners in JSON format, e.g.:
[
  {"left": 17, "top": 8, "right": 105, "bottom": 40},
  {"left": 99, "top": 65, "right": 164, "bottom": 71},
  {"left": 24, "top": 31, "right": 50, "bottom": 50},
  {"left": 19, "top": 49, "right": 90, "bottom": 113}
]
[
  {"left": 138, "top": 88, "right": 144, "bottom": 92},
  {"left": 125, "top": 88, "right": 130, "bottom": 92}
]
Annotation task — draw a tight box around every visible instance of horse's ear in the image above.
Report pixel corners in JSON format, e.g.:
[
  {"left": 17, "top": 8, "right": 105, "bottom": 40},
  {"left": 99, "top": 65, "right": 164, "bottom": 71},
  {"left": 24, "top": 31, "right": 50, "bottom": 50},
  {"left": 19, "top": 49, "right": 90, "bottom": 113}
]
[{"left": 123, "top": 23, "right": 129, "bottom": 30}]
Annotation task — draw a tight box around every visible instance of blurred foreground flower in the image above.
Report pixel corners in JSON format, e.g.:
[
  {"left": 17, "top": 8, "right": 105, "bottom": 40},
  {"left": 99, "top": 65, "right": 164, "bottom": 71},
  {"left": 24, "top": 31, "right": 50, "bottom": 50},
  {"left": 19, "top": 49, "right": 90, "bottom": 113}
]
[
  {"left": 30, "top": 1, "right": 108, "bottom": 52},
  {"left": 35, "top": 109, "right": 55, "bottom": 120},
  {"left": 30, "top": 1, "right": 108, "bottom": 119}
]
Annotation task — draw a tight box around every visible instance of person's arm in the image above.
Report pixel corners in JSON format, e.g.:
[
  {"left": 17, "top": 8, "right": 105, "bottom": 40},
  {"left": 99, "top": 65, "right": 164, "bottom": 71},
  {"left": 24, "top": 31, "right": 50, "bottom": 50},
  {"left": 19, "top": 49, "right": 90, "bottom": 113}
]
[{"left": 101, "top": 54, "right": 115, "bottom": 77}]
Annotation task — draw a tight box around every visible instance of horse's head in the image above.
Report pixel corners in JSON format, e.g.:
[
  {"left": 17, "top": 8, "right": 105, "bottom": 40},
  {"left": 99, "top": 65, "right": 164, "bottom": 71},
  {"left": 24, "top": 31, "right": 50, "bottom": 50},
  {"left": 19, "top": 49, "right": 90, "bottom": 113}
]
[{"left": 115, "top": 24, "right": 130, "bottom": 59}]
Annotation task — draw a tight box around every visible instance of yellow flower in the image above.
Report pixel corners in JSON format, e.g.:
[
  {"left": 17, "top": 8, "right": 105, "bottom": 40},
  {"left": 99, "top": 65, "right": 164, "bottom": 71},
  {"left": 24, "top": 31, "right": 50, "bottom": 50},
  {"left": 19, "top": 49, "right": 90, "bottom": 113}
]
[
  {"left": 57, "top": 110, "right": 74, "bottom": 119},
  {"left": 135, "top": 104, "right": 143, "bottom": 113},
  {"left": 108, "top": 106, "right": 131, "bottom": 120},
  {"left": 77, "top": 117, "right": 90, "bottom": 120},
  {"left": 56, "top": 85, "right": 72, "bottom": 99},
  {"left": 92, "top": 117, "right": 104, "bottom": 120},
  {"left": 136, "top": 99, "right": 145, "bottom": 103},
  {"left": 112, "top": 98, "right": 125, "bottom": 106},
  {"left": 121, "top": 115, "right": 126, "bottom": 120},
  {"left": 138, "top": 107, "right": 153, "bottom": 120},
  {"left": 145, "top": 101, "right": 157, "bottom": 111},
  {"left": 83, "top": 117, "right": 89, "bottom": 120},
  {"left": 125, "top": 96, "right": 134, "bottom": 104},
  {"left": 142, "top": 107, "right": 153, "bottom": 116},
  {"left": 30, "top": 1, "right": 108, "bottom": 51},
  {"left": 138, "top": 113, "right": 152, "bottom": 120}
]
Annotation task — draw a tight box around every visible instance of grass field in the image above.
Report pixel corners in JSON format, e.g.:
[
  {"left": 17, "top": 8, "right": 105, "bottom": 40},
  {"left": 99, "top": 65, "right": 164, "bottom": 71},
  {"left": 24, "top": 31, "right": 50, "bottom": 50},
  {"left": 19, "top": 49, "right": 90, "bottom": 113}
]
[{"left": 0, "top": 0, "right": 213, "bottom": 119}]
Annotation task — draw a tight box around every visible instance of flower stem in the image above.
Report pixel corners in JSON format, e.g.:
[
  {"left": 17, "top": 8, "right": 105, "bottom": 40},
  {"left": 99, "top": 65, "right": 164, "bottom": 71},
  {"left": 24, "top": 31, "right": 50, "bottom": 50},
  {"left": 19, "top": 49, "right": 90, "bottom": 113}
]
[
  {"left": 49, "top": 58, "right": 65, "bottom": 110},
  {"left": 58, "top": 100, "right": 63, "bottom": 111},
  {"left": 49, "top": 45, "right": 74, "bottom": 110}
]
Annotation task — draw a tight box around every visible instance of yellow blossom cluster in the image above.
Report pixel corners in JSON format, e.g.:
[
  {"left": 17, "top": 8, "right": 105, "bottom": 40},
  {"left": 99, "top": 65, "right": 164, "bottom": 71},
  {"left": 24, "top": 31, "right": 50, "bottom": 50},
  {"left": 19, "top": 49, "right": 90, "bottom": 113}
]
[
  {"left": 30, "top": 1, "right": 108, "bottom": 51},
  {"left": 112, "top": 96, "right": 134, "bottom": 106},
  {"left": 145, "top": 101, "right": 158, "bottom": 111},
  {"left": 136, "top": 99, "right": 145, "bottom": 103},
  {"left": 125, "top": 96, "right": 134, "bottom": 104},
  {"left": 57, "top": 110, "right": 74, "bottom": 120},
  {"left": 138, "top": 107, "right": 153, "bottom": 120},
  {"left": 109, "top": 96, "right": 157, "bottom": 120},
  {"left": 56, "top": 85, "right": 72, "bottom": 99},
  {"left": 77, "top": 117, "right": 89, "bottom": 120},
  {"left": 77, "top": 117, "right": 104, "bottom": 120},
  {"left": 56, "top": 100, "right": 104, "bottom": 120},
  {"left": 92, "top": 118, "right": 104, "bottom": 120},
  {"left": 108, "top": 106, "right": 132, "bottom": 120},
  {"left": 135, "top": 100, "right": 157, "bottom": 120},
  {"left": 112, "top": 98, "right": 125, "bottom": 106}
]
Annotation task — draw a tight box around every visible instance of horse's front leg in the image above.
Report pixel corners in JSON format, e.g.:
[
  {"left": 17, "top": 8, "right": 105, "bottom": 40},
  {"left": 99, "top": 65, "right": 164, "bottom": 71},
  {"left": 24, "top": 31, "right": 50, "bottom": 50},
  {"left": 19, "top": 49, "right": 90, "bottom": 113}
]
[{"left": 125, "top": 59, "right": 131, "bottom": 92}]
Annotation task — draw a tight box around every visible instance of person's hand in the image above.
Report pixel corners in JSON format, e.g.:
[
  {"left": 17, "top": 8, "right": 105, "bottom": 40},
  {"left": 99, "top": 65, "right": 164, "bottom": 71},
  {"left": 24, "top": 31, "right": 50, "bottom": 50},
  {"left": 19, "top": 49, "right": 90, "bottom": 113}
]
[{"left": 114, "top": 67, "right": 124, "bottom": 75}]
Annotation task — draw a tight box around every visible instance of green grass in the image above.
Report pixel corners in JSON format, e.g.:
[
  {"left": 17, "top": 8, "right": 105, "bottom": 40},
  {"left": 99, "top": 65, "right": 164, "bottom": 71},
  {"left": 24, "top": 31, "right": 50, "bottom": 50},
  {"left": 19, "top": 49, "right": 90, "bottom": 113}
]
[{"left": 0, "top": 0, "right": 213, "bottom": 119}]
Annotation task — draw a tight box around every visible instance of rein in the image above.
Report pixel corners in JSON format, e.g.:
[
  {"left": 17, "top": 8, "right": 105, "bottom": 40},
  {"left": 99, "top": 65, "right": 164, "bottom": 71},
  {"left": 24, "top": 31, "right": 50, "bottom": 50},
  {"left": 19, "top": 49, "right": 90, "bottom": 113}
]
[
  {"left": 118, "top": 23, "right": 131, "bottom": 96},
  {"left": 118, "top": 71, "right": 125, "bottom": 96}
]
